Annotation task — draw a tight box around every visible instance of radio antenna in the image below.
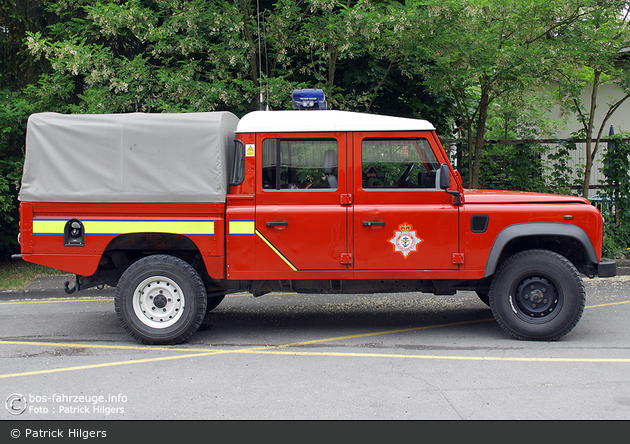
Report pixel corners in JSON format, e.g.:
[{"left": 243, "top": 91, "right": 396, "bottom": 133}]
[
  {"left": 257, "top": 0, "right": 264, "bottom": 110},
  {"left": 262, "top": 10, "right": 270, "bottom": 110}
]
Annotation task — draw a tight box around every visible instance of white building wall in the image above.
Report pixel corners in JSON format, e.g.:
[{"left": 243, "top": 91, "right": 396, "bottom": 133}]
[{"left": 545, "top": 82, "right": 630, "bottom": 198}]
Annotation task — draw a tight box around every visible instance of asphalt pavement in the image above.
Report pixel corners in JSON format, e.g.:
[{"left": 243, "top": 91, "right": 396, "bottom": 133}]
[{"left": 1, "top": 264, "right": 629, "bottom": 421}]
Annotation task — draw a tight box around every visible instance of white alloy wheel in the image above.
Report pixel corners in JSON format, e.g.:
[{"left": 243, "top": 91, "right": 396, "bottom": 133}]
[{"left": 132, "top": 275, "right": 185, "bottom": 328}]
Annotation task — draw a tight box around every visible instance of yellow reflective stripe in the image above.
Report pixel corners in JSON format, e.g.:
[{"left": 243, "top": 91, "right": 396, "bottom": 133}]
[
  {"left": 33, "top": 219, "right": 214, "bottom": 236},
  {"left": 255, "top": 229, "right": 298, "bottom": 271},
  {"left": 32, "top": 219, "right": 66, "bottom": 235},
  {"left": 229, "top": 220, "right": 255, "bottom": 236},
  {"left": 83, "top": 220, "right": 214, "bottom": 235}
]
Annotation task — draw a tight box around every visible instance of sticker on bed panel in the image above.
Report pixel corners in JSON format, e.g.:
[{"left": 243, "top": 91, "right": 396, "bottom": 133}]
[{"left": 388, "top": 223, "right": 424, "bottom": 258}]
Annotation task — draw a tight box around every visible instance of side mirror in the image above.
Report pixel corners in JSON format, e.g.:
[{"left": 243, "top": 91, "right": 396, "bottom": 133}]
[
  {"left": 439, "top": 163, "right": 451, "bottom": 190},
  {"left": 439, "top": 163, "right": 461, "bottom": 205}
]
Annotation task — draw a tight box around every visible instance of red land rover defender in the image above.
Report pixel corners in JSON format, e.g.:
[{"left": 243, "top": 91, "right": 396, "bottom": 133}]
[{"left": 16, "top": 90, "right": 616, "bottom": 344}]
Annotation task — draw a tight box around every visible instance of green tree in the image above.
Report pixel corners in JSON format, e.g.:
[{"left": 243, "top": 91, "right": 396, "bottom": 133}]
[
  {"left": 0, "top": 0, "right": 55, "bottom": 90},
  {"left": 0, "top": 0, "right": 61, "bottom": 259},
  {"left": 24, "top": 0, "right": 267, "bottom": 113},
  {"left": 415, "top": 0, "right": 595, "bottom": 188},
  {"left": 552, "top": 0, "right": 630, "bottom": 197},
  {"left": 23, "top": 0, "right": 452, "bottom": 117}
]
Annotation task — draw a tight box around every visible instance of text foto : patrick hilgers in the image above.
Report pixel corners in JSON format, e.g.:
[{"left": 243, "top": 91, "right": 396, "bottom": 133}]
[{"left": 25, "top": 429, "right": 107, "bottom": 439}]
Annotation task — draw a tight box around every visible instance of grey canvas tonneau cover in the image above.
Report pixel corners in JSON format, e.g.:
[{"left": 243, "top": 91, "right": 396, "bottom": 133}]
[{"left": 19, "top": 111, "right": 239, "bottom": 203}]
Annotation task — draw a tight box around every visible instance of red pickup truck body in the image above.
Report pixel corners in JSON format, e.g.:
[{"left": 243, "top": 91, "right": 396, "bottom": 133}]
[{"left": 16, "top": 107, "right": 616, "bottom": 344}]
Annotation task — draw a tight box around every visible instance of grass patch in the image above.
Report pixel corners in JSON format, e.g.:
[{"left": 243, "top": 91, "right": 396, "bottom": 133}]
[{"left": 0, "top": 260, "right": 65, "bottom": 291}]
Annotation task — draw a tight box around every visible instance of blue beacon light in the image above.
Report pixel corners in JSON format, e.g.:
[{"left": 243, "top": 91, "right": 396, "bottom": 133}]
[{"left": 291, "top": 89, "right": 327, "bottom": 110}]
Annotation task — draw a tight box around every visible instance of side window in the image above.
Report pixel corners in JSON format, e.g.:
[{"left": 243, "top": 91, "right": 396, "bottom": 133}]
[
  {"left": 362, "top": 138, "right": 440, "bottom": 189},
  {"left": 262, "top": 139, "right": 338, "bottom": 190}
]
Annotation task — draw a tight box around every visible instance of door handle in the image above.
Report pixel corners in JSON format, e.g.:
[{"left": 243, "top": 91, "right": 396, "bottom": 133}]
[
  {"left": 362, "top": 221, "right": 385, "bottom": 227},
  {"left": 266, "top": 221, "right": 289, "bottom": 227}
]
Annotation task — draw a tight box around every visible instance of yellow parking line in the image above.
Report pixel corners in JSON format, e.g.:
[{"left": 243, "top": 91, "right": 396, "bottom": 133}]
[
  {"left": 586, "top": 300, "right": 630, "bottom": 309},
  {"left": 2, "top": 332, "right": 629, "bottom": 379},
  {"left": 239, "top": 349, "right": 630, "bottom": 363},
  {"left": 0, "top": 319, "right": 490, "bottom": 379},
  {"left": 0, "top": 319, "right": 489, "bottom": 359},
  {"left": 0, "top": 298, "right": 114, "bottom": 305},
  {"left": 273, "top": 319, "right": 493, "bottom": 349},
  {"left": 0, "top": 299, "right": 628, "bottom": 379},
  {"left": 0, "top": 340, "right": 194, "bottom": 352},
  {"left": 0, "top": 351, "right": 222, "bottom": 379}
]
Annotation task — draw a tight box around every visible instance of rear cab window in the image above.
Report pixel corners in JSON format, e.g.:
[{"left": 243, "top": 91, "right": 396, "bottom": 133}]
[{"left": 261, "top": 138, "right": 339, "bottom": 190}]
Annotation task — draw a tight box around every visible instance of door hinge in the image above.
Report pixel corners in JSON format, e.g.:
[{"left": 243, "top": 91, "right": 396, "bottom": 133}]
[
  {"left": 340, "top": 253, "right": 353, "bottom": 265},
  {"left": 340, "top": 194, "right": 352, "bottom": 206},
  {"left": 452, "top": 253, "right": 464, "bottom": 264}
]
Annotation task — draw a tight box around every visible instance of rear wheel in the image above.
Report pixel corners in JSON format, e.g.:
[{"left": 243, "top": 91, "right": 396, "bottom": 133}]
[
  {"left": 489, "top": 249, "right": 585, "bottom": 341},
  {"left": 114, "top": 254, "right": 207, "bottom": 345}
]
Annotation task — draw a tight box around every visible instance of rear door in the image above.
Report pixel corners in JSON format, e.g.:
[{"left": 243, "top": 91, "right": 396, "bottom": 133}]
[
  {"left": 352, "top": 132, "right": 459, "bottom": 270},
  {"left": 254, "top": 132, "right": 349, "bottom": 272}
]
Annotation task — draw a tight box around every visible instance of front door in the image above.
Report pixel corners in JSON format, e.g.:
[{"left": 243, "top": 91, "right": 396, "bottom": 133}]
[
  {"left": 352, "top": 132, "right": 459, "bottom": 270},
  {"left": 255, "top": 132, "right": 349, "bottom": 272}
]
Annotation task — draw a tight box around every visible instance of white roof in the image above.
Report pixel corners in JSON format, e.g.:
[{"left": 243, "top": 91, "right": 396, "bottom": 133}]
[{"left": 235, "top": 110, "right": 435, "bottom": 133}]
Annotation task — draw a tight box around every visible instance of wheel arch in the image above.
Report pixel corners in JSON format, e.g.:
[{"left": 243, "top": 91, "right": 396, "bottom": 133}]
[
  {"left": 483, "top": 223, "right": 599, "bottom": 278},
  {"left": 90, "top": 232, "right": 205, "bottom": 287}
]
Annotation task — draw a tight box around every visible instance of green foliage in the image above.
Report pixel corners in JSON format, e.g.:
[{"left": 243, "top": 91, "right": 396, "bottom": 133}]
[
  {"left": 1, "top": 0, "right": 630, "bottom": 259},
  {"left": 598, "top": 135, "right": 630, "bottom": 258},
  {"left": 453, "top": 141, "right": 570, "bottom": 194},
  {"left": 0, "top": 90, "right": 30, "bottom": 260},
  {"left": 416, "top": 0, "right": 581, "bottom": 188},
  {"left": 551, "top": 0, "right": 630, "bottom": 197},
  {"left": 0, "top": 1, "right": 56, "bottom": 90},
  {"left": 545, "top": 140, "right": 578, "bottom": 195}
]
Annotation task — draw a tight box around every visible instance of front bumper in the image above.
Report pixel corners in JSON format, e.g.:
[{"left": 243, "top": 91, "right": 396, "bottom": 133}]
[{"left": 597, "top": 260, "right": 617, "bottom": 278}]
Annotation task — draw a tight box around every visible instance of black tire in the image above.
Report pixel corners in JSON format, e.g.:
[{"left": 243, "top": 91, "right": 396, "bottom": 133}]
[
  {"left": 114, "top": 254, "right": 207, "bottom": 345},
  {"left": 488, "top": 249, "right": 585, "bottom": 341},
  {"left": 476, "top": 290, "right": 490, "bottom": 307}
]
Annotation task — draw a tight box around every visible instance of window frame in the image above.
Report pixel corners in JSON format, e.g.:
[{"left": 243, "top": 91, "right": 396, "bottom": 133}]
[
  {"left": 361, "top": 137, "right": 440, "bottom": 190},
  {"left": 261, "top": 137, "right": 340, "bottom": 191}
]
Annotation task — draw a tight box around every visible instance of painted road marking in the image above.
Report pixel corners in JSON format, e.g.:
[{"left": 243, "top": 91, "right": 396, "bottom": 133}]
[{"left": 0, "top": 299, "right": 628, "bottom": 379}]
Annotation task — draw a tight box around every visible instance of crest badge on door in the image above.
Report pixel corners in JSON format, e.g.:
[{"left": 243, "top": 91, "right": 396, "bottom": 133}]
[{"left": 388, "top": 223, "right": 424, "bottom": 258}]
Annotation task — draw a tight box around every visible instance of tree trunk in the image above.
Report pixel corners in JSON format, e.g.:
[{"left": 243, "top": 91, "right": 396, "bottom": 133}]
[
  {"left": 470, "top": 88, "right": 490, "bottom": 189},
  {"left": 582, "top": 69, "right": 600, "bottom": 197},
  {"left": 239, "top": 0, "right": 259, "bottom": 87},
  {"left": 328, "top": 47, "right": 338, "bottom": 88}
]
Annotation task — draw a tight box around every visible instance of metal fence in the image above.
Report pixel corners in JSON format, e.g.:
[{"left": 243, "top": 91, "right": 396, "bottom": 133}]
[{"left": 442, "top": 137, "right": 630, "bottom": 199}]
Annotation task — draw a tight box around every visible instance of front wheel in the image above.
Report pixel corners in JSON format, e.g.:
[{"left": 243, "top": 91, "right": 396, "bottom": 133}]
[
  {"left": 489, "top": 250, "right": 585, "bottom": 341},
  {"left": 114, "top": 255, "right": 207, "bottom": 345}
]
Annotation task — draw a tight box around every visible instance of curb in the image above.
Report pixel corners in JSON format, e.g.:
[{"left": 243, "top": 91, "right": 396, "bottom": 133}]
[{"left": 0, "top": 275, "right": 115, "bottom": 301}]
